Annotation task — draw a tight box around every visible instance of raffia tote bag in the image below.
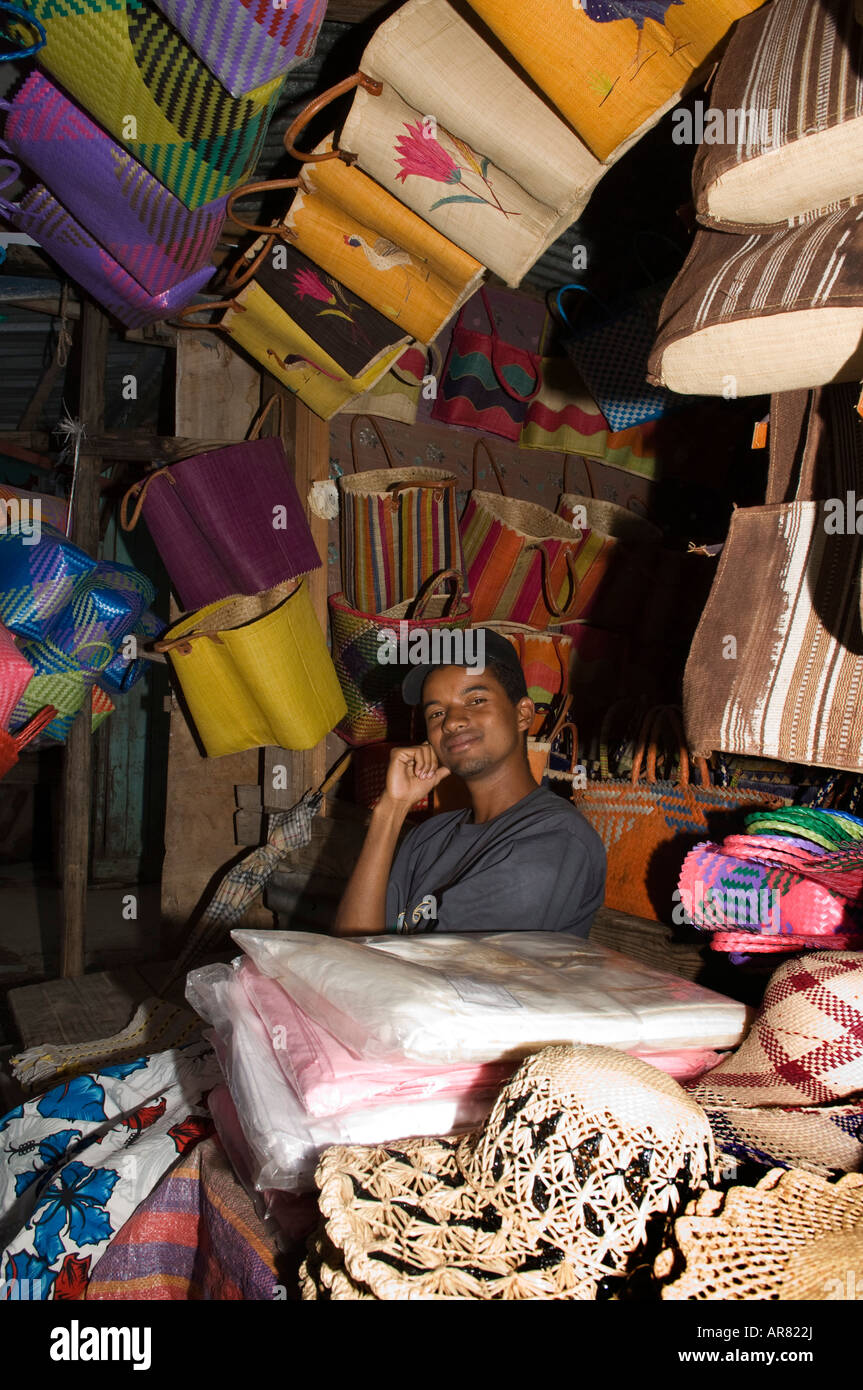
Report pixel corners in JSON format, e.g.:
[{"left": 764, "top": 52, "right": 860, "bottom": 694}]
[
  {"left": 339, "top": 415, "right": 463, "bottom": 613},
  {"left": 459, "top": 442, "right": 581, "bottom": 629},
  {"left": 556, "top": 455, "right": 662, "bottom": 632},
  {"left": 330, "top": 568, "right": 471, "bottom": 746},
  {"left": 155, "top": 579, "right": 346, "bottom": 758},
  {"left": 278, "top": 1, "right": 609, "bottom": 288},
  {"left": 684, "top": 383, "right": 863, "bottom": 773},
  {"left": 572, "top": 705, "right": 788, "bottom": 923},
  {"left": 120, "top": 396, "right": 321, "bottom": 612}
]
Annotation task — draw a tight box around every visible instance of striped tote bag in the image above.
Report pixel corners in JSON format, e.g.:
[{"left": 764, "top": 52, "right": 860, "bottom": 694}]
[
  {"left": 1, "top": 72, "right": 226, "bottom": 297},
  {"left": 684, "top": 384, "right": 863, "bottom": 773},
  {"left": 151, "top": 0, "right": 326, "bottom": 97},
  {"left": 14, "top": 0, "right": 284, "bottom": 208},
  {"left": 339, "top": 416, "right": 462, "bottom": 614}
]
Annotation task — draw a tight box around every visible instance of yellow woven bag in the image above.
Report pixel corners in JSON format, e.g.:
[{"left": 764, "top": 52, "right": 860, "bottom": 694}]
[{"left": 156, "top": 579, "right": 346, "bottom": 757}]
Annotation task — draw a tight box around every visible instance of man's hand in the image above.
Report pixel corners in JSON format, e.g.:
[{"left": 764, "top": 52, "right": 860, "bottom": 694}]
[{"left": 384, "top": 742, "right": 451, "bottom": 809}]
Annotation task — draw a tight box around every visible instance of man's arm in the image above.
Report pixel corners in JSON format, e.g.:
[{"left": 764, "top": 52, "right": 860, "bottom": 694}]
[{"left": 332, "top": 742, "right": 450, "bottom": 936}]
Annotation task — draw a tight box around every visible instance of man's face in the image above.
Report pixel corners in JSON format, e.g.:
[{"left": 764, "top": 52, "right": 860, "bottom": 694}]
[{"left": 420, "top": 665, "right": 533, "bottom": 779}]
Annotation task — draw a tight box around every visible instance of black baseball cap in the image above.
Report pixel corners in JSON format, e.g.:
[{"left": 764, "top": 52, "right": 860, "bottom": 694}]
[{"left": 401, "top": 627, "right": 525, "bottom": 705}]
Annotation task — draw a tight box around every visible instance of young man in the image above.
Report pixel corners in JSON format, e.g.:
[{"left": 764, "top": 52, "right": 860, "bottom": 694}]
[{"left": 333, "top": 629, "right": 606, "bottom": 937}]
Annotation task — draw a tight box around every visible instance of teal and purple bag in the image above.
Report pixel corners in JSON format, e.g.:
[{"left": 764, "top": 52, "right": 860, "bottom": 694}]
[{"left": 151, "top": 0, "right": 326, "bottom": 97}]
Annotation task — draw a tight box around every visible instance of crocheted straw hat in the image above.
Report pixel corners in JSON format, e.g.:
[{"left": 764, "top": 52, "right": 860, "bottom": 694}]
[
  {"left": 313, "top": 1045, "right": 715, "bottom": 1300},
  {"left": 656, "top": 1167, "right": 863, "bottom": 1300},
  {"left": 689, "top": 951, "right": 863, "bottom": 1109}
]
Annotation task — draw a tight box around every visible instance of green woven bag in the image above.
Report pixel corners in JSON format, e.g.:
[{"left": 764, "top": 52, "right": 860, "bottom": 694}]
[{"left": 15, "top": 0, "right": 284, "bottom": 208}]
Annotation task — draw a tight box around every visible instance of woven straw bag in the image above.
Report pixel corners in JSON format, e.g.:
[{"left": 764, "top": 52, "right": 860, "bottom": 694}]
[
  {"left": 330, "top": 567, "right": 471, "bottom": 747},
  {"left": 0, "top": 621, "right": 33, "bottom": 727},
  {"left": 459, "top": 442, "right": 581, "bottom": 629},
  {"left": 151, "top": 0, "right": 326, "bottom": 97},
  {"left": 1, "top": 73, "right": 225, "bottom": 298},
  {"left": 155, "top": 579, "right": 346, "bottom": 758},
  {"left": 556, "top": 455, "right": 661, "bottom": 631},
  {"left": 339, "top": 415, "right": 462, "bottom": 613},
  {"left": 0, "top": 160, "right": 213, "bottom": 328},
  {"left": 9, "top": 641, "right": 115, "bottom": 744},
  {"left": 572, "top": 704, "right": 788, "bottom": 923},
  {"left": 0, "top": 705, "right": 57, "bottom": 780},
  {"left": 14, "top": 0, "right": 284, "bottom": 209},
  {"left": 120, "top": 396, "right": 321, "bottom": 612}
]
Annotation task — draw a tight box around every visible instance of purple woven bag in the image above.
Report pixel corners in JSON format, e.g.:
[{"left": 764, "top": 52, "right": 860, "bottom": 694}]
[
  {"left": 151, "top": 0, "right": 327, "bottom": 97},
  {"left": 1, "top": 72, "right": 225, "bottom": 297},
  {"left": 0, "top": 160, "right": 214, "bottom": 328},
  {"left": 120, "top": 397, "right": 322, "bottom": 611}
]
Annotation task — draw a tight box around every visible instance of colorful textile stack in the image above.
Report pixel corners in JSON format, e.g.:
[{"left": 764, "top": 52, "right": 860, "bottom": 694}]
[
  {"left": 0, "top": 521, "right": 162, "bottom": 744},
  {"left": 0, "top": 0, "right": 326, "bottom": 325},
  {"left": 185, "top": 931, "right": 744, "bottom": 1199},
  {"left": 677, "top": 806, "right": 863, "bottom": 955},
  {"left": 0, "top": 1042, "right": 220, "bottom": 1300}
]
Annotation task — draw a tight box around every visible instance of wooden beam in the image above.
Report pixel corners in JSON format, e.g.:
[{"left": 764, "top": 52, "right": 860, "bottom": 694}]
[
  {"left": 60, "top": 300, "right": 109, "bottom": 978},
  {"left": 0, "top": 432, "right": 245, "bottom": 463},
  {"left": 326, "top": 0, "right": 395, "bottom": 20}
]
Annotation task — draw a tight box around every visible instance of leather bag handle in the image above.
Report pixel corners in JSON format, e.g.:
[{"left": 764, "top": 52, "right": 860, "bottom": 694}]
[
  {"left": 471, "top": 439, "right": 507, "bottom": 496},
  {"left": 407, "top": 567, "right": 465, "bottom": 620},
  {"left": 283, "top": 73, "right": 383, "bottom": 164}
]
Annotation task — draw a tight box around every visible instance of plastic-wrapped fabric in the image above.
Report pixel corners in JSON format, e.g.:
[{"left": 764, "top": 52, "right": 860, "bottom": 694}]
[
  {"left": 230, "top": 930, "right": 750, "bottom": 1066},
  {"left": 186, "top": 963, "right": 497, "bottom": 1192},
  {"left": 239, "top": 959, "right": 512, "bottom": 1119}
]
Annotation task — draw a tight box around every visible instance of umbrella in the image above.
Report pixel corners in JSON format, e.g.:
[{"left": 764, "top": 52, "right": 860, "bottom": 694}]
[{"left": 162, "top": 751, "right": 352, "bottom": 992}]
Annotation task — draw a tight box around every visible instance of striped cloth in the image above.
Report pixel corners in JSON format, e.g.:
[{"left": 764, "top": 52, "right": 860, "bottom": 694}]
[{"left": 85, "top": 1137, "right": 284, "bottom": 1300}]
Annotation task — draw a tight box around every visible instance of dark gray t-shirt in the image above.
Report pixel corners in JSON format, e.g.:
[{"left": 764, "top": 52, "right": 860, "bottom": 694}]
[{"left": 385, "top": 786, "right": 606, "bottom": 937}]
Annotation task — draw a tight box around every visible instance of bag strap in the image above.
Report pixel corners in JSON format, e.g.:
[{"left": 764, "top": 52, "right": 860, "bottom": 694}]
[
  {"left": 226, "top": 177, "right": 301, "bottom": 237},
  {"left": 12, "top": 704, "right": 57, "bottom": 750},
  {"left": 247, "top": 394, "right": 283, "bottom": 441},
  {"left": 550, "top": 720, "right": 580, "bottom": 777},
  {"left": 472, "top": 439, "right": 506, "bottom": 495},
  {"left": 283, "top": 73, "right": 383, "bottom": 165},
  {"left": 389, "top": 341, "right": 443, "bottom": 389},
  {"left": 525, "top": 542, "right": 580, "bottom": 621},
  {"left": 766, "top": 390, "right": 812, "bottom": 504},
  {"left": 171, "top": 299, "right": 238, "bottom": 333},
  {"left": 629, "top": 704, "right": 710, "bottom": 788},
  {"left": 406, "top": 567, "right": 465, "bottom": 620},
  {"left": 349, "top": 414, "right": 398, "bottom": 472},
  {"left": 120, "top": 467, "right": 175, "bottom": 532},
  {"left": 475, "top": 287, "right": 541, "bottom": 405},
  {"left": 0, "top": 2, "right": 46, "bottom": 61}
]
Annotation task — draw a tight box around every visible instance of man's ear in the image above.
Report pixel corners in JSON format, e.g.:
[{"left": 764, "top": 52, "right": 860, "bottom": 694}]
[{"left": 516, "top": 697, "right": 534, "bottom": 734}]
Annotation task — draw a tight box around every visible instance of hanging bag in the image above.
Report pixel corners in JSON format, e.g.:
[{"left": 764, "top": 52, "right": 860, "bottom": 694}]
[
  {"left": 11, "top": 0, "right": 284, "bottom": 209},
  {"left": 339, "top": 415, "right": 462, "bottom": 613},
  {"left": 684, "top": 383, "right": 863, "bottom": 772},
  {"left": 0, "top": 73, "right": 226, "bottom": 298},
  {"left": 431, "top": 285, "right": 540, "bottom": 440},
  {"left": 155, "top": 579, "right": 346, "bottom": 759},
  {"left": 150, "top": 0, "right": 326, "bottom": 98},
  {"left": 0, "top": 705, "right": 57, "bottom": 780},
  {"left": 0, "top": 157, "right": 214, "bottom": 328},
  {"left": 120, "top": 396, "right": 321, "bottom": 612},
  {"left": 572, "top": 704, "right": 789, "bottom": 923},
  {"left": 330, "top": 567, "right": 472, "bottom": 747},
  {"left": 458, "top": 441, "right": 581, "bottom": 629}
]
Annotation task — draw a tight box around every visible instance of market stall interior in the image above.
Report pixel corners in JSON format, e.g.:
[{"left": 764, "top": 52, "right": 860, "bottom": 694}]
[{"left": 0, "top": 0, "right": 863, "bottom": 1303}]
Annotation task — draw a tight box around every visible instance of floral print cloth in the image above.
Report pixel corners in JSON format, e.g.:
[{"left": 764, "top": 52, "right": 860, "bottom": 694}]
[{"left": 0, "top": 1042, "right": 219, "bottom": 1300}]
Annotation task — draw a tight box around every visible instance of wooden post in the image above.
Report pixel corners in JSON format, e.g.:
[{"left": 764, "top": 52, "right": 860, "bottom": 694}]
[{"left": 60, "top": 300, "right": 109, "bottom": 978}]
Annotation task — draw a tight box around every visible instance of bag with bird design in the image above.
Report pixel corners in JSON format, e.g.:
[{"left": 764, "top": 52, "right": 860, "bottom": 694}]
[
  {"left": 11, "top": 0, "right": 285, "bottom": 208},
  {"left": 226, "top": 137, "right": 485, "bottom": 346}
]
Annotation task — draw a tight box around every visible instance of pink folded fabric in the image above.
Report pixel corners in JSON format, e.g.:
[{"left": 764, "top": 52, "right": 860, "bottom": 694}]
[{"left": 239, "top": 960, "right": 511, "bottom": 1118}]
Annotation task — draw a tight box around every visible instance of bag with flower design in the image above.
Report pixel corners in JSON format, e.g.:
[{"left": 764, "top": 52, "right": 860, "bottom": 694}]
[{"left": 278, "top": 0, "right": 607, "bottom": 287}]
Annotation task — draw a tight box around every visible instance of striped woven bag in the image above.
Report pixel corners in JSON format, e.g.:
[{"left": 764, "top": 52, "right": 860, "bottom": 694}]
[
  {"left": 14, "top": 0, "right": 284, "bottom": 208},
  {"left": 339, "top": 416, "right": 462, "bottom": 614},
  {"left": 330, "top": 568, "right": 471, "bottom": 746},
  {"left": 151, "top": 0, "right": 326, "bottom": 97},
  {"left": 0, "top": 620, "right": 33, "bottom": 726},
  {"left": 1, "top": 72, "right": 226, "bottom": 297}
]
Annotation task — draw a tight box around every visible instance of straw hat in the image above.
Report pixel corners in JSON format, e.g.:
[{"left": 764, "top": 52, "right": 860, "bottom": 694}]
[
  {"left": 300, "top": 1233, "right": 373, "bottom": 1302},
  {"left": 656, "top": 1166, "right": 863, "bottom": 1300},
  {"left": 311, "top": 1045, "right": 715, "bottom": 1301},
  {"left": 689, "top": 951, "right": 863, "bottom": 1109}
]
